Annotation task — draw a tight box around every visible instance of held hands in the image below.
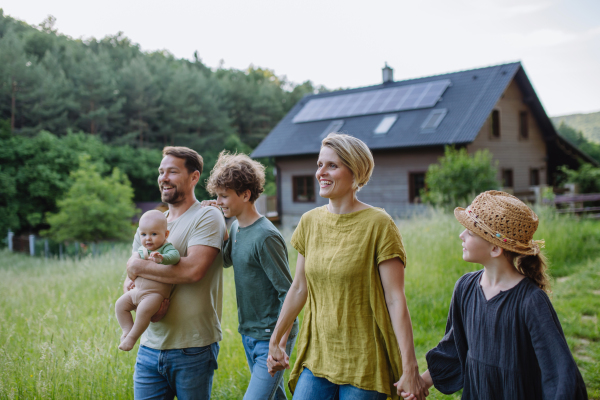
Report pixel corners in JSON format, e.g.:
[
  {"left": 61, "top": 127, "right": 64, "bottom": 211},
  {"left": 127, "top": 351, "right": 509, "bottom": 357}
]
[
  {"left": 394, "top": 366, "right": 429, "bottom": 400},
  {"left": 267, "top": 341, "right": 290, "bottom": 377}
]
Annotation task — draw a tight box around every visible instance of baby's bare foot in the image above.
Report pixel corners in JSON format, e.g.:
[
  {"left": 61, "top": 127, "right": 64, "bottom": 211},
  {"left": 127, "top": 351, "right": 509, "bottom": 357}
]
[{"left": 119, "top": 337, "right": 136, "bottom": 351}]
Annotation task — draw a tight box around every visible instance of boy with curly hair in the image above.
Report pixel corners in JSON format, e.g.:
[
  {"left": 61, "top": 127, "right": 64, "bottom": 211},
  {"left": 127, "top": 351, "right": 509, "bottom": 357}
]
[{"left": 202, "top": 151, "right": 298, "bottom": 400}]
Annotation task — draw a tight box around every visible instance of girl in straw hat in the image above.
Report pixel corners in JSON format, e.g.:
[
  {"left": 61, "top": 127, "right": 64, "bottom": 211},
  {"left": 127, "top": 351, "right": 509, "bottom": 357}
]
[{"left": 402, "top": 190, "right": 587, "bottom": 400}]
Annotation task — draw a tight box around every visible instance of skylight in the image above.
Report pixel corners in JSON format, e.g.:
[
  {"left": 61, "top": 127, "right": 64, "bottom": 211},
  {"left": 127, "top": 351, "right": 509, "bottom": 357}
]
[
  {"left": 421, "top": 109, "right": 448, "bottom": 131},
  {"left": 320, "top": 120, "right": 344, "bottom": 139},
  {"left": 374, "top": 115, "right": 398, "bottom": 135}
]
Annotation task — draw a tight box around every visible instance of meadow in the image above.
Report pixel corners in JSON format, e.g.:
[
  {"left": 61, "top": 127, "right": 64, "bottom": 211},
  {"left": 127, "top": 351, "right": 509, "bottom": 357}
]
[{"left": 0, "top": 208, "right": 599, "bottom": 399}]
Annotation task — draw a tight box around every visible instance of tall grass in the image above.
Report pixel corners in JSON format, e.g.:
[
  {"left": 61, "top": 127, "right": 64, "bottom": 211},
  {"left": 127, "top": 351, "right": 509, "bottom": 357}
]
[{"left": 0, "top": 207, "right": 598, "bottom": 399}]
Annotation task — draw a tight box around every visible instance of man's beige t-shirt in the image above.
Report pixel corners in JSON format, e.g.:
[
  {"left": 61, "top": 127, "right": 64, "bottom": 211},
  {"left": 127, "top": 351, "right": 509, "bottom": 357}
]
[{"left": 131, "top": 202, "right": 226, "bottom": 350}]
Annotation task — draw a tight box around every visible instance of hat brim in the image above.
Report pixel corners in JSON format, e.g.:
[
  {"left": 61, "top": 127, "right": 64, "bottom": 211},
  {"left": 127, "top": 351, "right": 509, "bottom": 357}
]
[{"left": 454, "top": 206, "right": 539, "bottom": 255}]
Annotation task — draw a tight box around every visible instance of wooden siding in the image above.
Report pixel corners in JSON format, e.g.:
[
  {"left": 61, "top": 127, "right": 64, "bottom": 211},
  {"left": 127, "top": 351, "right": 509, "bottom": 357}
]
[{"left": 467, "top": 80, "right": 547, "bottom": 194}]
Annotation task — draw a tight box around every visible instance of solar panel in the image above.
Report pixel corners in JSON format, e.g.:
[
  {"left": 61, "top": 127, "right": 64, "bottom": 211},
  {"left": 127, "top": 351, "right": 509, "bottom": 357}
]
[{"left": 292, "top": 79, "right": 451, "bottom": 123}]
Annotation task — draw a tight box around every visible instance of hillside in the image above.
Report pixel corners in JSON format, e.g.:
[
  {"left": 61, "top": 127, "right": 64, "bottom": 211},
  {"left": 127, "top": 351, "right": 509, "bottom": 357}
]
[{"left": 552, "top": 111, "right": 600, "bottom": 143}]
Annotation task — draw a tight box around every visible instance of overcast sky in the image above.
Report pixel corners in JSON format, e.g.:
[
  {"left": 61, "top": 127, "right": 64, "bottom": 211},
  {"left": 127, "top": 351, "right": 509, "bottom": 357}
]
[{"left": 3, "top": 0, "right": 600, "bottom": 116}]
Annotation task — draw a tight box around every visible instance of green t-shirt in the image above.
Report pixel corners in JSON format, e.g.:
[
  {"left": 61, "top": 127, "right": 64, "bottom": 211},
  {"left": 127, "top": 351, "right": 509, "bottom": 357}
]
[
  {"left": 223, "top": 216, "right": 299, "bottom": 341},
  {"left": 289, "top": 206, "right": 407, "bottom": 399},
  {"left": 137, "top": 242, "right": 180, "bottom": 265}
]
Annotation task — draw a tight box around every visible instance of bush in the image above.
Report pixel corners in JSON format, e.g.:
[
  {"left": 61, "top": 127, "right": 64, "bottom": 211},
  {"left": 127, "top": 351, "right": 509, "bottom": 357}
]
[
  {"left": 43, "top": 155, "right": 138, "bottom": 243},
  {"left": 422, "top": 147, "right": 500, "bottom": 208},
  {"left": 559, "top": 163, "right": 600, "bottom": 194}
]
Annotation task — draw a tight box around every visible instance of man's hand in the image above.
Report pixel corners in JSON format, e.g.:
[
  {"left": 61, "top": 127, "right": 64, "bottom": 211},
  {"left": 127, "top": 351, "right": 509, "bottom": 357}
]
[
  {"left": 123, "top": 277, "right": 135, "bottom": 294},
  {"left": 200, "top": 200, "right": 218, "bottom": 208},
  {"left": 394, "top": 366, "right": 429, "bottom": 400},
  {"left": 127, "top": 256, "right": 144, "bottom": 281},
  {"left": 150, "top": 298, "right": 170, "bottom": 323},
  {"left": 149, "top": 252, "right": 163, "bottom": 264}
]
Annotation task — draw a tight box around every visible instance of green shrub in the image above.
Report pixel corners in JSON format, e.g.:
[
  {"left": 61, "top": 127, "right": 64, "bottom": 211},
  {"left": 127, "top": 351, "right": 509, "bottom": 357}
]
[{"left": 422, "top": 147, "right": 499, "bottom": 208}]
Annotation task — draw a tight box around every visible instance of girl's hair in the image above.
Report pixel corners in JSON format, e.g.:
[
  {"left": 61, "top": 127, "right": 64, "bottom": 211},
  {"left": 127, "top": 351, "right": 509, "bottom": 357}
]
[
  {"left": 504, "top": 250, "right": 551, "bottom": 294},
  {"left": 321, "top": 133, "right": 374, "bottom": 191}
]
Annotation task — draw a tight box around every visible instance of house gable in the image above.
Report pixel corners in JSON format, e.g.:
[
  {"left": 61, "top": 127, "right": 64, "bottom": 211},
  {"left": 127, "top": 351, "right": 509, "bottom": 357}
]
[{"left": 467, "top": 79, "right": 547, "bottom": 194}]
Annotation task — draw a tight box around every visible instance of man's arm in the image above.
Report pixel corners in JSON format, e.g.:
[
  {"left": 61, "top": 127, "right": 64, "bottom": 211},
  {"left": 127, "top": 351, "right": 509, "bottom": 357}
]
[{"left": 127, "top": 244, "right": 220, "bottom": 284}]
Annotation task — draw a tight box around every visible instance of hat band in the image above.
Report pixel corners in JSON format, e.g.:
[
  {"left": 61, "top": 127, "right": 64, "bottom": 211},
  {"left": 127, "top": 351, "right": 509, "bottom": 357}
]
[{"left": 465, "top": 206, "right": 545, "bottom": 255}]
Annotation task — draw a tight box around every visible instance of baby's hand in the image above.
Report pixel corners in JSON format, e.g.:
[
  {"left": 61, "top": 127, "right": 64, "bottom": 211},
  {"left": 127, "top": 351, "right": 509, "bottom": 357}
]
[{"left": 148, "top": 252, "right": 163, "bottom": 264}]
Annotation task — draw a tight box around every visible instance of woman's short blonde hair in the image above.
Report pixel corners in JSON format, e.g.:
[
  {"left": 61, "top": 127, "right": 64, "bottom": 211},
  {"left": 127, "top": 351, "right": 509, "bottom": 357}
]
[{"left": 321, "top": 133, "right": 374, "bottom": 191}]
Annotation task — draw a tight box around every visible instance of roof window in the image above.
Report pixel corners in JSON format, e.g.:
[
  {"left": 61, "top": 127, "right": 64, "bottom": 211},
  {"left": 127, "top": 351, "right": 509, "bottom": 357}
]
[
  {"left": 320, "top": 120, "right": 344, "bottom": 139},
  {"left": 374, "top": 115, "right": 398, "bottom": 135},
  {"left": 421, "top": 108, "right": 447, "bottom": 131}
]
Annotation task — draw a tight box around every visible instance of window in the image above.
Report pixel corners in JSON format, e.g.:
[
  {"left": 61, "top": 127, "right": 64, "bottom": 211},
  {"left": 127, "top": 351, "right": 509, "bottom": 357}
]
[
  {"left": 409, "top": 172, "right": 426, "bottom": 204},
  {"left": 374, "top": 115, "right": 398, "bottom": 135},
  {"left": 490, "top": 109, "right": 500, "bottom": 138},
  {"left": 502, "top": 169, "right": 513, "bottom": 188},
  {"left": 519, "top": 111, "right": 529, "bottom": 139},
  {"left": 293, "top": 176, "right": 315, "bottom": 202},
  {"left": 320, "top": 120, "right": 344, "bottom": 139},
  {"left": 530, "top": 168, "right": 540, "bottom": 186},
  {"left": 421, "top": 108, "right": 448, "bottom": 131}
]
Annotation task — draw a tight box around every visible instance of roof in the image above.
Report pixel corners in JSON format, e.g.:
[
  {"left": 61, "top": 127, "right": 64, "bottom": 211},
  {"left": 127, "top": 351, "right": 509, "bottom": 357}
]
[{"left": 252, "top": 62, "right": 532, "bottom": 158}]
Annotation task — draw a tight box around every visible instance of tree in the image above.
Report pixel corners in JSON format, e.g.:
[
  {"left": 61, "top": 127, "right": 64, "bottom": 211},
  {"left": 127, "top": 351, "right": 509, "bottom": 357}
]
[
  {"left": 422, "top": 147, "right": 500, "bottom": 208},
  {"left": 559, "top": 163, "right": 600, "bottom": 194},
  {"left": 556, "top": 122, "right": 600, "bottom": 164},
  {"left": 44, "top": 155, "right": 137, "bottom": 243}
]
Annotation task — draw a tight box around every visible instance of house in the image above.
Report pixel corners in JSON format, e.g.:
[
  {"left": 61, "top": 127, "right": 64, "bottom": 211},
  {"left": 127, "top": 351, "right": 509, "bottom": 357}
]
[{"left": 251, "top": 62, "right": 593, "bottom": 226}]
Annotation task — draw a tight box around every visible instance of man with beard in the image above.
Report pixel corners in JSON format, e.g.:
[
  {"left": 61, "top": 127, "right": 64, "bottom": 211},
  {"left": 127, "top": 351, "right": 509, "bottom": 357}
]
[{"left": 124, "top": 146, "right": 227, "bottom": 400}]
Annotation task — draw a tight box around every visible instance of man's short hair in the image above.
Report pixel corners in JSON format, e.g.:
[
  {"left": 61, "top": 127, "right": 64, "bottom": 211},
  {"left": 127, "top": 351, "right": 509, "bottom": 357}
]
[
  {"left": 162, "top": 146, "right": 204, "bottom": 175},
  {"left": 206, "top": 151, "right": 265, "bottom": 203}
]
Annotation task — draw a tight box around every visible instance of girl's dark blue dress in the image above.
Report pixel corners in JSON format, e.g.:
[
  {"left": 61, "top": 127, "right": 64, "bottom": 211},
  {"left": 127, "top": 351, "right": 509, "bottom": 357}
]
[{"left": 426, "top": 270, "right": 588, "bottom": 400}]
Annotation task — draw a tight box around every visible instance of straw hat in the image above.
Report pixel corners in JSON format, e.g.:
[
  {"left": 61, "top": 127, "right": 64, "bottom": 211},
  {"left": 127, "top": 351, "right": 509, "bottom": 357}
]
[{"left": 454, "top": 190, "right": 545, "bottom": 255}]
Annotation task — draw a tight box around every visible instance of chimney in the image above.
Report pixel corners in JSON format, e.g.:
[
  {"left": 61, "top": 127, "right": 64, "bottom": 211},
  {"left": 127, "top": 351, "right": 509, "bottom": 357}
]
[{"left": 382, "top": 62, "right": 394, "bottom": 83}]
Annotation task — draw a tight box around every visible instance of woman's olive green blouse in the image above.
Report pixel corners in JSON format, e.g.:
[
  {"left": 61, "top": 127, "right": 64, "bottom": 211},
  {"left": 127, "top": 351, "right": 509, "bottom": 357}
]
[{"left": 290, "top": 206, "right": 407, "bottom": 399}]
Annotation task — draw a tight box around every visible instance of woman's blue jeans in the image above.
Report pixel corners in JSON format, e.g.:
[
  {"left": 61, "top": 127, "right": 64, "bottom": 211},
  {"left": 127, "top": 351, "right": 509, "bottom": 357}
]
[
  {"left": 242, "top": 334, "right": 297, "bottom": 400},
  {"left": 133, "top": 343, "right": 219, "bottom": 400},
  {"left": 293, "top": 368, "right": 388, "bottom": 400}
]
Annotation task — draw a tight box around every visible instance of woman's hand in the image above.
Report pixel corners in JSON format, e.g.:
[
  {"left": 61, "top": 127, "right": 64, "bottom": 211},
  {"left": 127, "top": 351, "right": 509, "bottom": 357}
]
[
  {"left": 200, "top": 200, "right": 218, "bottom": 208},
  {"left": 267, "top": 341, "right": 290, "bottom": 377},
  {"left": 394, "top": 365, "right": 429, "bottom": 400}
]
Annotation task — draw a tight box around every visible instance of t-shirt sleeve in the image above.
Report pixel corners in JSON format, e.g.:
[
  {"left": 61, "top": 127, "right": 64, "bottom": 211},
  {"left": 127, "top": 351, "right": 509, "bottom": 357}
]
[
  {"left": 258, "top": 235, "right": 293, "bottom": 310},
  {"left": 160, "top": 243, "right": 181, "bottom": 265},
  {"left": 290, "top": 215, "right": 307, "bottom": 256},
  {"left": 425, "top": 278, "right": 465, "bottom": 394},
  {"left": 525, "top": 290, "right": 588, "bottom": 400},
  {"left": 188, "top": 206, "right": 225, "bottom": 250},
  {"left": 376, "top": 216, "right": 407, "bottom": 266}
]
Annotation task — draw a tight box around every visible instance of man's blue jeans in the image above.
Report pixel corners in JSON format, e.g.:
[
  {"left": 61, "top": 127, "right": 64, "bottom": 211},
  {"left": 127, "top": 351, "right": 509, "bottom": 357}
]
[
  {"left": 133, "top": 343, "right": 219, "bottom": 400},
  {"left": 293, "top": 368, "right": 388, "bottom": 400},
  {"left": 242, "top": 334, "right": 297, "bottom": 400}
]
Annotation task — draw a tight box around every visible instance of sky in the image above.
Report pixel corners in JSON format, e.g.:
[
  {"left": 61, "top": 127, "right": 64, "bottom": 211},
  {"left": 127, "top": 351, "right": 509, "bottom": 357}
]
[{"left": 3, "top": 0, "right": 600, "bottom": 116}]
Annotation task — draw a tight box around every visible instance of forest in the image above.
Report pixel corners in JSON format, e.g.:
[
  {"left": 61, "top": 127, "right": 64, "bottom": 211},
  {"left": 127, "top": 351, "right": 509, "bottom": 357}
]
[{"left": 0, "top": 10, "right": 328, "bottom": 237}]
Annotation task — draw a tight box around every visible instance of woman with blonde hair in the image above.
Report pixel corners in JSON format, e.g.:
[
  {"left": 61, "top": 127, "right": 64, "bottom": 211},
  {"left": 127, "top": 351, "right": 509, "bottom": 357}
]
[{"left": 267, "top": 133, "right": 427, "bottom": 400}]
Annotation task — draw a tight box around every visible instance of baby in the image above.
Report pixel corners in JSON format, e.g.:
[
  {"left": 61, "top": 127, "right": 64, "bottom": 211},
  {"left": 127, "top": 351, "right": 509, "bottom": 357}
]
[{"left": 115, "top": 210, "right": 180, "bottom": 351}]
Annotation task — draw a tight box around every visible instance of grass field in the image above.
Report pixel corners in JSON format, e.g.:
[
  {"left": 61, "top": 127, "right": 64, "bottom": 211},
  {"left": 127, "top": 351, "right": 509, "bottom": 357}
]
[{"left": 0, "top": 208, "right": 598, "bottom": 399}]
